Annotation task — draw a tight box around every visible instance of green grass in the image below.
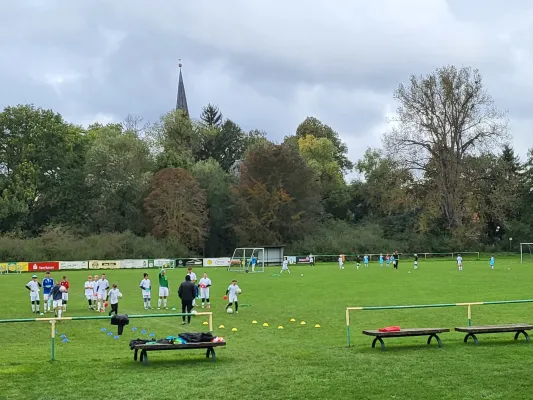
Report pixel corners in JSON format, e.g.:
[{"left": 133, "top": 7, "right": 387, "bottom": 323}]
[{"left": 2, "top": 258, "right": 533, "bottom": 400}]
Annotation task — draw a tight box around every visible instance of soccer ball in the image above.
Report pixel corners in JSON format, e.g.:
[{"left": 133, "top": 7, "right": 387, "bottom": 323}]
[
  {"left": 237, "top": 289, "right": 242, "bottom": 294},
  {"left": 118, "top": 293, "right": 123, "bottom": 298},
  {"left": 191, "top": 310, "right": 197, "bottom": 315},
  {"left": 59, "top": 286, "right": 67, "bottom": 293},
  {"left": 226, "top": 308, "right": 233, "bottom": 314}
]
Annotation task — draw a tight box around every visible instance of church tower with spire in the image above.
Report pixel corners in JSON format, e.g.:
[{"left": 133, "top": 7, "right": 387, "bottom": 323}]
[{"left": 176, "top": 62, "right": 189, "bottom": 116}]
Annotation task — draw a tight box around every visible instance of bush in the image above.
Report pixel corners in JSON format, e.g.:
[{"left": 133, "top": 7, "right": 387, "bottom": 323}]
[{"left": 0, "top": 231, "right": 191, "bottom": 262}]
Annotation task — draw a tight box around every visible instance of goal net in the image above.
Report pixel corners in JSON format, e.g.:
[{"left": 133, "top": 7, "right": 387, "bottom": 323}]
[
  {"left": 520, "top": 243, "right": 533, "bottom": 264},
  {"left": 229, "top": 248, "right": 265, "bottom": 273}
]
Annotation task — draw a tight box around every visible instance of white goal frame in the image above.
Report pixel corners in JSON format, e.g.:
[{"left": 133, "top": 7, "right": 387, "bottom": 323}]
[
  {"left": 520, "top": 243, "right": 533, "bottom": 264},
  {"left": 229, "top": 248, "right": 265, "bottom": 273}
]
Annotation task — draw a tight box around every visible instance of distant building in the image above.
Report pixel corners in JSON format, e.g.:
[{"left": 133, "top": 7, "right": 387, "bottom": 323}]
[{"left": 176, "top": 62, "right": 189, "bottom": 116}]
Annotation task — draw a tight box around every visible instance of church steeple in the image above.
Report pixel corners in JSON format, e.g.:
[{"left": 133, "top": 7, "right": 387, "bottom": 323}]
[{"left": 176, "top": 62, "right": 189, "bottom": 116}]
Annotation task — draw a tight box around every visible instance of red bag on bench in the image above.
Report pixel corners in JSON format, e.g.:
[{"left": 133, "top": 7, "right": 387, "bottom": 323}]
[{"left": 378, "top": 326, "right": 401, "bottom": 332}]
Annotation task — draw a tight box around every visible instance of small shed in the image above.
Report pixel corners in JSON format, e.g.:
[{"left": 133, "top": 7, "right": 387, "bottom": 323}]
[{"left": 259, "top": 245, "right": 285, "bottom": 266}]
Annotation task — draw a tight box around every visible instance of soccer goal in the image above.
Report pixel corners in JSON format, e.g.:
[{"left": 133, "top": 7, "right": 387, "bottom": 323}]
[
  {"left": 229, "top": 248, "right": 265, "bottom": 273},
  {"left": 520, "top": 243, "right": 533, "bottom": 264}
]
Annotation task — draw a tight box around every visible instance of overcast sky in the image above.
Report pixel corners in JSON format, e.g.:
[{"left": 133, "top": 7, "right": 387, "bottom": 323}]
[{"left": 2, "top": 0, "right": 533, "bottom": 169}]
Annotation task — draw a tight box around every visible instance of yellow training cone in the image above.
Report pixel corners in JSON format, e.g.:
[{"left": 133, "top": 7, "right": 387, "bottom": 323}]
[
  {"left": 314, "top": 324, "right": 321, "bottom": 328},
  {"left": 263, "top": 323, "right": 269, "bottom": 327},
  {"left": 252, "top": 320, "right": 257, "bottom": 324},
  {"left": 278, "top": 325, "right": 284, "bottom": 329},
  {"left": 203, "top": 321, "right": 208, "bottom": 325},
  {"left": 232, "top": 328, "right": 238, "bottom": 332},
  {"left": 290, "top": 318, "right": 296, "bottom": 322},
  {"left": 219, "top": 324, "right": 225, "bottom": 329},
  {"left": 300, "top": 321, "right": 306, "bottom": 325}
]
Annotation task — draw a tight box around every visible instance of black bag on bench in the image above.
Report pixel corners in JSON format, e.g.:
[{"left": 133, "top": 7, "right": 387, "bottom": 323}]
[
  {"left": 111, "top": 314, "right": 130, "bottom": 335},
  {"left": 178, "top": 332, "right": 214, "bottom": 343}
]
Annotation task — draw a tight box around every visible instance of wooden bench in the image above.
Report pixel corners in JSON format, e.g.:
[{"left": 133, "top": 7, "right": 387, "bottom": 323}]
[
  {"left": 132, "top": 342, "right": 226, "bottom": 365},
  {"left": 362, "top": 328, "right": 450, "bottom": 351},
  {"left": 455, "top": 324, "right": 533, "bottom": 345}
]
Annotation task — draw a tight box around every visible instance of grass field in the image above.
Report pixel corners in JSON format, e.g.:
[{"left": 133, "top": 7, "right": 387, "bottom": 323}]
[{"left": 2, "top": 257, "right": 533, "bottom": 400}]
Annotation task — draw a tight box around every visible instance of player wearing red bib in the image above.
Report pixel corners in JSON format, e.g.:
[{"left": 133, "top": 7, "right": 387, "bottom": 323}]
[{"left": 59, "top": 276, "right": 70, "bottom": 312}]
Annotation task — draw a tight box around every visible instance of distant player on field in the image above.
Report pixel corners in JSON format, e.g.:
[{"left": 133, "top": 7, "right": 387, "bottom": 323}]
[
  {"left": 92, "top": 274, "right": 99, "bottom": 306},
  {"left": 414, "top": 254, "right": 418, "bottom": 270},
  {"left": 187, "top": 267, "right": 198, "bottom": 306},
  {"left": 338, "top": 255, "right": 344, "bottom": 270},
  {"left": 50, "top": 281, "right": 64, "bottom": 318},
  {"left": 379, "top": 254, "right": 384, "bottom": 267},
  {"left": 158, "top": 269, "right": 169, "bottom": 310},
  {"left": 107, "top": 283, "right": 122, "bottom": 316},
  {"left": 140, "top": 273, "right": 152, "bottom": 310},
  {"left": 390, "top": 254, "right": 396, "bottom": 270},
  {"left": 457, "top": 254, "right": 463, "bottom": 271},
  {"left": 355, "top": 254, "right": 361, "bottom": 270},
  {"left": 250, "top": 255, "right": 257, "bottom": 272},
  {"left": 489, "top": 255, "right": 495, "bottom": 270},
  {"left": 59, "top": 276, "right": 70, "bottom": 312},
  {"left": 96, "top": 274, "right": 110, "bottom": 312},
  {"left": 225, "top": 279, "right": 241, "bottom": 314},
  {"left": 42, "top": 271, "right": 54, "bottom": 313},
  {"left": 363, "top": 255, "right": 369, "bottom": 268},
  {"left": 309, "top": 254, "right": 315, "bottom": 266},
  {"left": 84, "top": 275, "right": 96, "bottom": 310},
  {"left": 198, "top": 273, "right": 212, "bottom": 309},
  {"left": 280, "top": 257, "right": 291, "bottom": 274},
  {"left": 393, "top": 251, "right": 399, "bottom": 269},
  {"left": 386, "top": 253, "right": 390, "bottom": 266},
  {"left": 25, "top": 274, "right": 42, "bottom": 313}
]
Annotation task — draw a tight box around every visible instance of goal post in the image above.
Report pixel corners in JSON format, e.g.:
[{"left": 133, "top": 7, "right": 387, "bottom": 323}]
[
  {"left": 229, "top": 248, "right": 265, "bottom": 273},
  {"left": 520, "top": 243, "right": 533, "bottom": 264}
]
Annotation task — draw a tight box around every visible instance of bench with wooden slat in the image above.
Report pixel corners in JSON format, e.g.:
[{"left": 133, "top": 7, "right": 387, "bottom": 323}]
[
  {"left": 455, "top": 324, "right": 533, "bottom": 345},
  {"left": 132, "top": 342, "right": 226, "bottom": 365},
  {"left": 362, "top": 328, "right": 450, "bottom": 351}
]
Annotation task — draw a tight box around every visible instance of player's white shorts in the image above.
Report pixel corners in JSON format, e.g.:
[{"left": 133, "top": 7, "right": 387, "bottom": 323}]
[
  {"left": 85, "top": 294, "right": 93, "bottom": 300},
  {"left": 200, "top": 288, "right": 210, "bottom": 299},
  {"left": 97, "top": 291, "right": 107, "bottom": 300},
  {"left": 30, "top": 292, "right": 40, "bottom": 302},
  {"left": 142, "top": 290, "right": 151, "bottom": 298},
  {"left": 62, "top": 292, "right": 69, "bottom": 301},
  {"left": 229, "top": 294, "right": 238, "bottom": 303},
  {"left": 159, "top": 287, "right": 169, "bottom": 297},
  {"left": 43, "top": 293, "right": 50, "bottom": 301},
  {"left": 53, "top": 300, "right": 62, "bottom": 308},
  {"left": 281, "top": 265, "right": 289, "bottom": 270},
  {"left": 414, "top": 261, "right": 418, "bottom": 266},
  {"left": 92, "top": 292, "right": 98, "bottom": 299}
]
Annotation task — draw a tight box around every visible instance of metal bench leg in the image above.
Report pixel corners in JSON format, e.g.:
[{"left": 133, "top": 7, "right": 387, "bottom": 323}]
[
  {"left": 205, "top": 347, "right": 216, "bottom": 361},
  {"left": 464, "top": 333, "right": 479, "bottom": 345},
  {"left": 134, "top": 349, "right": 138, "bottom": 361},
  {"left": 140, "top": 350, "right": 148, "bottom": 365},
  {"left": 514, "top": 330, "right": 530, "bottom": 342},
  {"left": 427, "top": 334, "right": 443, "bottom": 348},
  {"left": 371, "top": 337, "right": 385, "bottom": 351}
]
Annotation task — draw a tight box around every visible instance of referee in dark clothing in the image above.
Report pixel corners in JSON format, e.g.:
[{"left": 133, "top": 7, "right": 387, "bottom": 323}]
[{"left": 178, "top": 275, "right": 196, "bottom": 325}]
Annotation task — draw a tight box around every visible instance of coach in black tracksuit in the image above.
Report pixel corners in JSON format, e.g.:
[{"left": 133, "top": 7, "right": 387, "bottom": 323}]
[{"left": 178, "top": 275, "right": 196, "bottom": 325}]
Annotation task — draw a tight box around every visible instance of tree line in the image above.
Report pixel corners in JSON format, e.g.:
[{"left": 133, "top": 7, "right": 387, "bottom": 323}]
[{"left": 1, "top": 65, "right": 531, "bottom": 261}]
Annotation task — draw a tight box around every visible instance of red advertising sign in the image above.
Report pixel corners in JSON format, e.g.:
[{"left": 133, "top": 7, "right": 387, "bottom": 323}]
[{"left": 29, "top": 262, "right": 59, "bottom": 271}]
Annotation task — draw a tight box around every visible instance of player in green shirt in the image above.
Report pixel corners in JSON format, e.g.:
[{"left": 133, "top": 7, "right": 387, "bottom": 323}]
[{"left": 158, "top": 269, "right": 170, "bottom": 309}]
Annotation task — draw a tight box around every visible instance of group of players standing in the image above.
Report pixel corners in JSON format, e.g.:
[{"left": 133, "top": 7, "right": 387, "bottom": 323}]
[{"left": 337, "top": 251, "right": 407, "bottom": 270}]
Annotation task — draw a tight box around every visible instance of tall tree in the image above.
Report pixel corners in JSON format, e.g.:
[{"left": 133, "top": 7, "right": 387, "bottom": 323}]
[
  {"left": 200, "top": 104, "right": 223, "bottom": 128},
  {"left": 144, "top": 168, "right": 207, "bottom": 251},
  {"left": 295, "top": 117, "right": 353, "bottom": 171},
  {"left": 383, "top": 66, "right": 508, "bottom": 230},
  {"left": 0, "top": 105, "right": 86, "bottom": 233},
  {"left": 233, "top": 142, "right": 321, "bottom": 245},
  {"left": 84, "top": 124, "right": 153, "bottom": 234}
]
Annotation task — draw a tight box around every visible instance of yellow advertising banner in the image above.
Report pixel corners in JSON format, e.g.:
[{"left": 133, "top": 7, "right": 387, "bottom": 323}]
[
  {"left": 0, "top": 262, "right": 29, "bottom": 273},
  {"left": 88, "top": 260, "right": 121, "bottom": 270}
]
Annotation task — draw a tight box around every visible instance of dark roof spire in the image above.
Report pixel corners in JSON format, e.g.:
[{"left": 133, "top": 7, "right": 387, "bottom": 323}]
[{"left": 176, "top": 61, "right": 189, "bottom": 116}]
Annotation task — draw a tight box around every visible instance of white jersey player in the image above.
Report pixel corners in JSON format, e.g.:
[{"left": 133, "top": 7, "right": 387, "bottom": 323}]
[
  {"left": 25, "top": 275, "right": 42, "bottom": 313},
  {"left": 338, "top": 256, "right": 344, "bottom": 270},
  {"left": 280, "top": 258, "right": 290, "bottom": 274},
  {"left": 225, "top": 280, "right": 241, "bottom": 313},
  {"left": 95, "top": 274, "right": 110, "bottom": 312},
  {"left": 84, "top": 276, "right": 96, "bottom": 310},
  {"left": 457, "top": 255, "right": 463, "bottom": 271},
  {"left": 140, "top": 273, "right": 152, "bottom": 309},
  {"left": 187, "top": 268, "right": 198, "bottom": 306},
  {"left": 198, "top": 273, "right": 212, "bottom": 309}
]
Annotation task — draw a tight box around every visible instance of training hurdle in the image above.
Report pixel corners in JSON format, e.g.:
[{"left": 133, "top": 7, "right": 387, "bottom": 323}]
[
  {"left": 0, "top": 312, "right": 213, "bottom": 361},
  {"left": 345, "top": 300, "right": 533, "bottom": 347}
]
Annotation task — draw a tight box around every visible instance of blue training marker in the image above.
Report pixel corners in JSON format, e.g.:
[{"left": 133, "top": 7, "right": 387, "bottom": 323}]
[
  {"left": 55, "top": 330, "right": 59, "bottom": 334},
  {"left": 101, "top": 328, "right": 107, "bottom": 332},
  {"left": 113, "top": 335, "right": 120, "bottom": 339},
  {"left": 149, "top": 333, "right": 155, "bottom": 337},
  {"left": 107, "top": 331, "right": 113, "bottom": 336},
  {"left": 132, "top": 327, "right": 137, "bottom": 331},
  {"left": 141, "top": 329, "right": 147, "bottom": 334},
  {"left": 62, "top": 338, "right": 68, "bottom": 343},
  {"left": 60, "top": 334, "right": 66, "bottom": 339}
]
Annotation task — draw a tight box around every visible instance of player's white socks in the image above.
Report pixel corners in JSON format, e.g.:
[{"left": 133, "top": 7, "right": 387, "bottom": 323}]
[
  {"left": 31, "top": 304, "right": 35, "bottom": 312},
  {"left": 158, "top": 299, "right": 162, "bottom": 308},
  {"left": 57, "top": 309, "right": 62, "bottom": 318},
  {"left": 163, "top": 299, "right": 167, "bottom": 308}
]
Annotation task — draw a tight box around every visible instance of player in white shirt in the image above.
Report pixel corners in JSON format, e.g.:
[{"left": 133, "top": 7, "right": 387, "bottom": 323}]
[
  {"left": 140, "top": 273, "right": 152, "bottom": 309},
  {"left": 107, "top": 283, "right": 122, "bottom": 316},
  {"left": 95, "top": 274, "right": 110, "bottom": 312},
  {"left": 309, "top": 254, "right": 315, "bottom": 266},
  {"left": 457, "top": 255, "right": 463, "bottom": 271},
  {"left": 92, "top": 274, "right": 99, "bottom": 307},
  {"left": 280, "top": 258, "right": 291, "bottom": 274},
  {"left": 25, "top": 275, "right": 42, "bottom": 313},
  {"left": 187, "top": 267, "right": 198, "bottom": 306},
  {"left": 198, "top": 273, "right": 212, "bottom": 309},
  {"left": 84, "top": 275, "right": 96, "bottom": 310},
  {"left": 225, "top": 280, "right": 242, "bottom": 313},
  {"left": 338, "top": 256, "right": 344, "bottom": 270}
]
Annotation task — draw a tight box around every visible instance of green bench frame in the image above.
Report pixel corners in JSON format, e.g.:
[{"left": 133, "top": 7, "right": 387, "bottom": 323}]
[
  {"left": 132, "top": 342, "right": 226, "bottom": 365},
  {"left": 362, "top": 328, "right": 450, "bottom": 351},
  {"left": 455, "top": 324, "right": 533, "bottom": 345}
]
